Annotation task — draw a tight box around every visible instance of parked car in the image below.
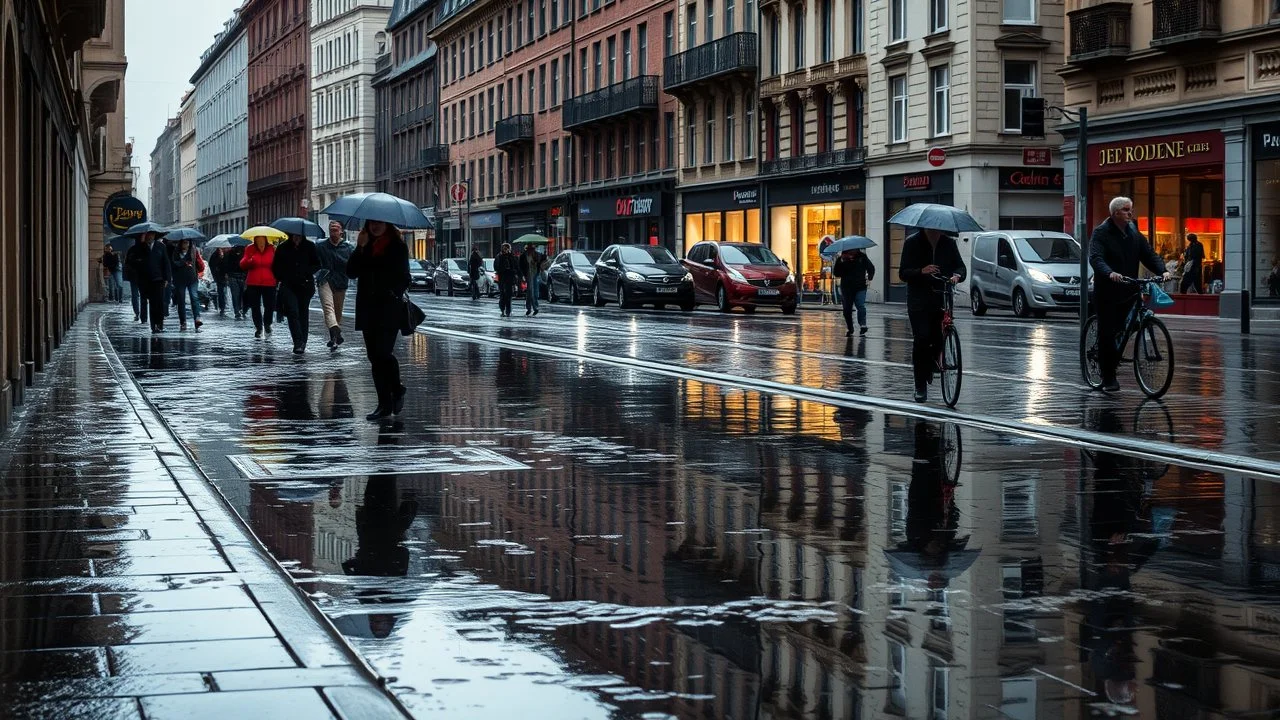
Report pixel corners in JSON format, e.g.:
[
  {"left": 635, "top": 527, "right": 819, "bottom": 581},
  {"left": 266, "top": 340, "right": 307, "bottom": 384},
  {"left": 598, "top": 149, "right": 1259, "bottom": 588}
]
[
  {"left": 592, "top": 244, "right": 694, "bottom": 311},
  {"left": 682, "top": 241, "right": 797, "bottom": 314},
  {"left": 969, "top": 230, "right": 1087, "bottom": 317},
  {"left": 546, "top": 250, "right": 601, "bottom": 304},
  {"left": 479, "top": 258, "right": 500, "bottom": 298},
  {"left": 433, "top": 258, "right": 471, "bottom": 296},
  {"left": 409, "top": 259, "right": 432, "bottom": 290}
]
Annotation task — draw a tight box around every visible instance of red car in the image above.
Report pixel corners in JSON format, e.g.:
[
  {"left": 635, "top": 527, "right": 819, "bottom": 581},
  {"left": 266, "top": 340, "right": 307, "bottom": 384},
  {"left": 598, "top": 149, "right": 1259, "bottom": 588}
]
[{"left": 682, "top": 241, "right": 798, "bottom": 314}]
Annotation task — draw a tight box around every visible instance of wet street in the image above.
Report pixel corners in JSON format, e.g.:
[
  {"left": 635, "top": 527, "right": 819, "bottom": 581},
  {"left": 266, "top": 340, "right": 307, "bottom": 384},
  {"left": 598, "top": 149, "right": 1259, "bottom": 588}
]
[{"left": 63, "top": 294, "right": 1274, "bottom": 720}]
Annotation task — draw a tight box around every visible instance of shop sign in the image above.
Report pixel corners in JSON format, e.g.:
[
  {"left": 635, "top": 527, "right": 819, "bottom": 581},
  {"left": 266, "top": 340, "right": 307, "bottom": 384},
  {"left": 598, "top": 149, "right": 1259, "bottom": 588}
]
[
  {"left": 1253, "top": 122, "right": 1280, "bottom": 160},
  {"left": 1088, "top": 130, "right": 1223, "bottom": 174},
  {"left": 902, "top": 174, "right": 932, "bottom": 190},
  {"left": 579, "top": 193, "right": 662, "bottom": 221},
  {"left": 681, "top": 186, "right": 761, "bottom": 212},
  {"left": 732, "top": 188, "right": 759, "bottom": 205},
  {"left": 103, "top": 194, "right": 147, "bottom": 233},
  {"left": 883, "top": 170, "right": 953, "bottom": 198},
  {"left": 998, "top": 167, "right": 1064, "bottom": 191},
  {"left": 1023, "top": 148, "right": 1052, "bottom": 166},
  {"left": 767, "top": 172, "right": 866, "bottom": 204},
  {"left": 470, "top": 211, "right": 502, "bottom": 228}
]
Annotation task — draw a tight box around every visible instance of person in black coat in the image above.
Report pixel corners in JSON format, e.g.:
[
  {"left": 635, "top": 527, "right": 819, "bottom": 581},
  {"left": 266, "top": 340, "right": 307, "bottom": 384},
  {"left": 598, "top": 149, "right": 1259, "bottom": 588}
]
[
  {"left": 124, "top": 238, "right": 148, "bottom": 323},
  {"left": 1179, "top": 233, "right": 1205, "bottom": 294},
  {"left": 493, "top": 243, "right": 520, "bottom": 318},
  {"left": 346, "top": 221, "right": 412, "bottom": 421},
  {"left": 273, "top": 233, "right": 321, "bottom": 354},
  {"left": 832, "top": 249, "right": 875, "bottom": 337},
  {"left": 1088, "top": 197, "right": 1171, "bottom": 392},
  {"left": 126, "top": 231, "right": 172, "bottom": 333},
  {"left": 468, "top": 248, "right": 484, "bottom": 300},
  {"left": 898, "top": 228, "right": 966, "bottom": 402}
]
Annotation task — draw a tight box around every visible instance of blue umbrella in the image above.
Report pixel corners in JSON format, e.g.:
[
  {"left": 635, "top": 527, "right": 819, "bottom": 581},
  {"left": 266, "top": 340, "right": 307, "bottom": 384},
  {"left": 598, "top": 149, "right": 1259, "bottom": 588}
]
[
  {"left": 107, "top": 235, "right": 136, "bottom": 253},
  {"left": 122, "top": 221, "right": 168, "bottom": 237},
  {"left": 164, "top": 227, "right": 207, "bottom": 243},
  {"left": 820, "top": 235, "right": 877, "bottom": 259},
  {"left": 321, "top": 192, "right": 433, "bottom": 229},
  {"left": 270, "top": 217, "right": 325, "bottom": 238},
  {"left": 888, "top": 203, "right": 984, "bottom": 234}
]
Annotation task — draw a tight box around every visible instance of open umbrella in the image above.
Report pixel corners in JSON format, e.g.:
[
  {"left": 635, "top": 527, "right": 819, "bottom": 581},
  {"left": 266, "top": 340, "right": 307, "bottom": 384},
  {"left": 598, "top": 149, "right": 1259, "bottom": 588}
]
[
  {"left": 122, "top": 221, "right": 168, "bottom": 238},
  {"left": 888, "top": 203, "right": 984, "bottom": 234},
  {"left": 884, "top": 546, "right": 981, "bottom": 583},
  {"left": 107, "top": 235, "right": 135, "bottom": 253},
  {"left": 820, "top": 235, "right": 877, "bottom": 259},
  {"left": 513, "top": 233, "right": 550, "bottom": 245},
  {"left": 241, "top": 225, "right": 289, "bottom": 242},
  {"left": 164, "top": 227, "right": 207, "bottom": 243},
  {"left": 321, "top": 192, "right": 433, "bottom": 229},
  {"left": 270, "top": 217, "right": 325, "bottom": 239}
]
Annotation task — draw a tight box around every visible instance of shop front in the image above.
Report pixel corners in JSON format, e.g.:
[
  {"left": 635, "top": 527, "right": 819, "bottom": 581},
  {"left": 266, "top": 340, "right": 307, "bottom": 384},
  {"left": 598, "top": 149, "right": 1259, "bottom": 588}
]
[
  {"left": 681, "top": 185, "right": 762, "bottom": 255},
  {"left": 883, "top": 170, "right": 953, "bottom": 303},
  {"left": 576, "top": 191, "right": 674, "bottom": 252},
  {"left": 765, "top": 172, "right": 867, "bottom": 301},
  {"left": 1087, "top": 130, "right": 1225, "bottom": 313},
  {"left": 468, "top": 211, "right": 503, "bottom": 257},
  {"left": 1252, "top": 122, "right": 1280, "bottom": 303},
  {"left": 502, "top": 198, "right": 570, "bottom": 253},
  {"left": 998, "top": 166, "right": 1066, "bottom": 231}
]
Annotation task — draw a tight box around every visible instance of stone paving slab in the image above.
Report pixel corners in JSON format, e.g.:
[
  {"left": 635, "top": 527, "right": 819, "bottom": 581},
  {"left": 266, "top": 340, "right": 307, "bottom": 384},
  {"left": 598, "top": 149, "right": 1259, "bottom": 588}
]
[{"left": 0, "top": 312, "right": 409, "bottom": 718}]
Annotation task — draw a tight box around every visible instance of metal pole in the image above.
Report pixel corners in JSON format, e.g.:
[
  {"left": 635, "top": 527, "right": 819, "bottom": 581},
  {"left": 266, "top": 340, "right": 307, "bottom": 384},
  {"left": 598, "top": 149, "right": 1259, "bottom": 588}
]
[
  {"left": 466, "top": 178, "right": 473, "bottom": 257},
  {"left": 1076, "top": 107, "right": 1089, "bottom": 341}
]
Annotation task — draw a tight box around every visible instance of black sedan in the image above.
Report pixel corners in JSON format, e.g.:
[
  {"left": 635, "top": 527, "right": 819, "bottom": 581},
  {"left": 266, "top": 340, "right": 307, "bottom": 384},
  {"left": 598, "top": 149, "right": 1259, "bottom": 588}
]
[
  {"left": 592, "top": 244, "right": 694, "bottom": 311},
  {"left": 546, "top": 250, "right": 601, "bottom": 304},
  {"left": 432, "top": 258, "right": 471, "bottom": 296},
  {"left": 409, "top": 259, "right": 434, "bottom": 291}
]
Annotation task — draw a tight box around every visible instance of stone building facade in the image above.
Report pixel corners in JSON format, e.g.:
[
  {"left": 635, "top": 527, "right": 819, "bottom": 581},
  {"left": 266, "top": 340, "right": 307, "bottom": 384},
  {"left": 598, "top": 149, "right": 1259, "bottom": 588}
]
[
  {"left": 178, "top": 91, "right": 198, "bottom": 227},
  {"left": 148, "top": 116, "right": 181, "bottom": 226},
  {"left": 192, "top": 12, "right": 250, "bottom": 238}
]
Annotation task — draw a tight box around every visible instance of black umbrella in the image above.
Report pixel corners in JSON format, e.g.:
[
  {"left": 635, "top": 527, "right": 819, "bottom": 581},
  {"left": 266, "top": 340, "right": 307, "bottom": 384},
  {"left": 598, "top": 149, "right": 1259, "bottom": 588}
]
[
  {"left": 107, "top": 235, "right": 135, "bottom": 253},
  {"left": 122, "top": 221, "right": 168, "bottom": 237},
  {"left": 270, "top": 217, "right": 325, "bottom": 239},
  {"left": 164, "top": 227, "right": 207, "bottom": 244}
]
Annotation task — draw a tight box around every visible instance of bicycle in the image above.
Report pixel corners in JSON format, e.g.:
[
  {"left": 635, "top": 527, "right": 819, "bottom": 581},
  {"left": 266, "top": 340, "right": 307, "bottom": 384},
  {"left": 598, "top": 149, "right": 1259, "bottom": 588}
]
[
  {"left": 931, "top": 274, "right": 963, "bottom": 408},
  {"left": 1080, "top": 276, "right": 1175, "bottom": 399}
]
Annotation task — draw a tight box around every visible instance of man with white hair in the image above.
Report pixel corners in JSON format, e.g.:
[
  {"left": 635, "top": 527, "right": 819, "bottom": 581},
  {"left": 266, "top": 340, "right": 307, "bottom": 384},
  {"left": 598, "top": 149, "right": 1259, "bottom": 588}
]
[{"left": 1088, "top": 196, "right": 1172, "bottom": 393}]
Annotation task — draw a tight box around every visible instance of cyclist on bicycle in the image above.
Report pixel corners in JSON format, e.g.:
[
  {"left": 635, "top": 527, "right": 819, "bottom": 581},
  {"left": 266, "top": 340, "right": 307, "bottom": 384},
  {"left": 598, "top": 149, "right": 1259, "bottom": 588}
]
[
  {"left": 900, "top": 227, "right": 966, "bottom": 403},
  {"left": 1088, "top": 196, "right": 1173, "bottom": 393}
]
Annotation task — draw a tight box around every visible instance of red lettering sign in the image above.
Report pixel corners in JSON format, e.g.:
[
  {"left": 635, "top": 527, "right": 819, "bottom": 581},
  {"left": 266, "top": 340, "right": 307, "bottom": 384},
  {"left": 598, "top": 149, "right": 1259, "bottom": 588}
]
[
  {"left": 902, "top": 175, "right": 932, "bottom": 190},
  {"left": 1088, "top": 130, "right": 1223, "bottom": 175}
]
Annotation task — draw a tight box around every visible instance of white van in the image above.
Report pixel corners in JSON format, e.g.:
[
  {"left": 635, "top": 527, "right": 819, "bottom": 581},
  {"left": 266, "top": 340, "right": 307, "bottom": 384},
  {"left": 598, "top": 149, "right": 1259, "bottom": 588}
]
[{"left": 970, "top": 230, "right": 1088, "bottom": 317}]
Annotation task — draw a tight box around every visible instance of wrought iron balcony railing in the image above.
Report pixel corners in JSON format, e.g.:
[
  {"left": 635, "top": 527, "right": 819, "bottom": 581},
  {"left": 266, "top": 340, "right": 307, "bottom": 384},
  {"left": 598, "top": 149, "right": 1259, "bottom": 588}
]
[
  {"left": 1152, "top": 0, "right": 1221, "bottom": 46},
  {"left": 663, "top": 32, "right": 758, "bottom": 92},
  {"left": 495, "top": 114, "right": 534, "bottom": 148},
  {"left": 563, "top": 76, "right": 659, "bottom": 130},
  {"left": 420, "top": 145, "right": 449, "bottom": 168},
  {"left": 760, "top": 147, "right": 865, "bottom": 176},
  {"left": 1068, "top": 3, "right": 1132, "bottom": 62}
]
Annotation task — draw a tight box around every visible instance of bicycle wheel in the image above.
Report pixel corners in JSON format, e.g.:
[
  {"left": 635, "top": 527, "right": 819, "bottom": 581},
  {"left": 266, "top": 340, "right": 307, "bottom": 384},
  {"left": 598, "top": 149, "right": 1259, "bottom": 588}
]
[
  {"left": 940, "top": 326, "right": 962, "bottom": 408},
  {"left": 1133, "top": 316, "right": 1174, "bottom": 399},
  {"left": 1080, "top": 314, "right": 1103, "bottom": 389},
  {"left": 941, "top": 422, "right": 963, "bottom": 484}
]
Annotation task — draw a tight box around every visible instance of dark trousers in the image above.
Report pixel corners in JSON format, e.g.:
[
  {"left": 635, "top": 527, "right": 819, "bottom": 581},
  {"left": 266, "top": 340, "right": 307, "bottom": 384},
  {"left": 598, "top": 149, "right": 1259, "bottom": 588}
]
[
  {"left": 1097, "top": 298, "right": 1131, "bottom": 383},
  {"left": 841, "top": 286, "right": 867, "bottom": 330},
  {"left": 278, "top": 282, "right": 315, "bottom": 348},
  {"left": 1180, "top": 265, "right": 1202, "bottom": 294},
  {"left": 244, "top": 285, "right": 277, "bottom": 331},
  {"left": 227, "top": 275, "right": 247, "bottom": 317},
  {"left": 214, "top": 278, "right": 228, "bottom": 313},
  {"left": 499, "top": 282, "right": 515, "bottom": 315},
  {"left": 470, "top": 276, "right": 481, "bottom": 300},
  {"left": 363, "top": 327, "right": 402, "bottom": 405},
  {"left": 130, "top": 281, "right": 146, "bottom": 321},
  {"left": 908, "top": 305, "right": 943, "bottom": 391},
  {"left": 143, "top": 282, "right": 166, "bottom": 329}
]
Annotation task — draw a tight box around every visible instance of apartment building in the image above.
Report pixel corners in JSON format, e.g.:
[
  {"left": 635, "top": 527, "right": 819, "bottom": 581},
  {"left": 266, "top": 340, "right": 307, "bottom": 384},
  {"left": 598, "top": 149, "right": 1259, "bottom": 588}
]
[
  {"left": 191, "top": 13, "right": 250, "bottom": 238},
  {"left": 310, "top": 0, "right": 393, "bottom": 215},
  {"left": 1060, "top": 0, "right": 1280, "bottom": 313},
  {"left": 243, "top": 0, "right": 311, "bottom": 222},
  {"left": 149, "top": 117, "right": 182, "bottom": 226},
  {"left": 178, "top": 91, "right": 198, "bottom": 227}
]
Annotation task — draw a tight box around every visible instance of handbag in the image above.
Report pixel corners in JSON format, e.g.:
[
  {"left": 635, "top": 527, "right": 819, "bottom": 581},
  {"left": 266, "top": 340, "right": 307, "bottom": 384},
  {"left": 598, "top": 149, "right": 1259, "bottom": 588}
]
[
  {"left": 400, "top": 293, "right": 426, "bottom": 336},
  {"left": 1149, "top": 284, "right": 1175, "bottom": 308}
]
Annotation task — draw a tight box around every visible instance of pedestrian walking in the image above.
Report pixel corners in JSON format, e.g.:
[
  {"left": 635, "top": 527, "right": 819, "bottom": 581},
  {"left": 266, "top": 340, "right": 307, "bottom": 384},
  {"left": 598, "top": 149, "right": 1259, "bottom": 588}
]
[
  {"left": 273, "top": 232, "right": 321, "bottom": 354},
  {"left": 124, "top": 238, "right": 147, "bottom": 323},
  {"left": 125, "top": 231, "right": 172, "bottom": 333},
  {"left": 1088, "top": 196, "right": 1171, "bottom": 393},
  {"left": 833, "top": 249, "right": 875, "bottom": 336},
  {"left": 169, "top": 237, "right": 204, "bottom": 332},
  {"left": 899, "top": 227, "right": 966, "bottom": 403},
  {"left": 468, "top": 247, "right": 484, "bottom": 300},
  {"left": 494, "top": 243, "right": 519, "bottom": 318},
  {"left": 519, "top": 244, "right": 546, "bottom": 316},
  {"left": 345, "top": 220, "right": 411, "bottom": 421},
  {"left": 99, "top": 245, "right": 124, "bottom": 303},
  {"left": 316, "top": 220, "right": 353, "bottom": 349},
  {"left": 161, "top": 238, "right": 175, "bottom": 319},
  {"left": 1179, "top": 233, "right": 1205, "bottom": 294},
  {"left": 209, "top": 247, "right": 231, "bottom": 316},
  {"left": 225, "top": 244, "right": 248, "bottom": 319},
  {"left": 241, "top": 235, "right": 278, "bottom": 339}
]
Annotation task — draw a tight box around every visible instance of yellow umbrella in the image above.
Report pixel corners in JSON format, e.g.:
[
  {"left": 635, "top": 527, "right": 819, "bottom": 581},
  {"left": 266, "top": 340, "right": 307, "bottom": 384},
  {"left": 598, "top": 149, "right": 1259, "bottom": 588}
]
[{"left": 240, "top": 226, "right": 288, "bottom": 242}]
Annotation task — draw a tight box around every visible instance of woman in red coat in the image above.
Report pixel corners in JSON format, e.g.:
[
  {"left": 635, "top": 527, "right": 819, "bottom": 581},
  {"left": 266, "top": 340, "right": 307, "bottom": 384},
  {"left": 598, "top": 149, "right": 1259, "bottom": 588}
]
[{"left": 240, "top": 235, "right": 277, "bottom": 338}]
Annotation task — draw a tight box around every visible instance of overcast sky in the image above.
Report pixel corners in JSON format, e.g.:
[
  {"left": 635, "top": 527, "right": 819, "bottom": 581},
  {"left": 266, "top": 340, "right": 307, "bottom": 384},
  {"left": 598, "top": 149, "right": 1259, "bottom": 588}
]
[{"left": 125, "top": 0, "right": 245, "bottom": 207}]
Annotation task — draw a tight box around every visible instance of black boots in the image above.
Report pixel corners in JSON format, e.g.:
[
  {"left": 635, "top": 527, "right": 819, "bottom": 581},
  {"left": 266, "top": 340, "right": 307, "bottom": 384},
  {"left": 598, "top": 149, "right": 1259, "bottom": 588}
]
[
  {"left": 368, "top": 387, "right": 407, "bottom": 421},
  {"left": 392, "top": 386, "right": 406, "bottom": 415},
  {"left": 327, "top": 325, "right": 344, "bottom": 348}
]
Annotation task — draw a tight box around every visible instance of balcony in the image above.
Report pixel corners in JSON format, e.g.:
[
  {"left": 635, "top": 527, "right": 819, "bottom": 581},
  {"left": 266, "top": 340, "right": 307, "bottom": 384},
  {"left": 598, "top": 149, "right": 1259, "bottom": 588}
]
[
  {"left": 495, "top": 114, "right": 535, "bottom": 149},
  {"left": 393, "top": 106, "right": 429, "bottom": 132},
  {"left": 247, "top": 169, "right": 305, "bottom": 194},
  {"left": 1068, "top": 3, "right": 1131, "bottom": 63},
  {"left": 760, "top": 54, "right": 867, "bottom": 98},
  {"left": 760, "top": 147, "right": 865, "bottom": 176},
  {"left": 1152, "top": 0, "right": 1220, "bottom": 47},
  {"left": 420, "top": 145, "right": 449, "bottom": 168},
  {"left": 375, "top": 54, "right": 391, "bottom": 74},
  {"left": 563, "top": 76, "right": 659, "bottom": 131},
  {"left": 664, "top": 32, "right": 758, "bottom": 94}
]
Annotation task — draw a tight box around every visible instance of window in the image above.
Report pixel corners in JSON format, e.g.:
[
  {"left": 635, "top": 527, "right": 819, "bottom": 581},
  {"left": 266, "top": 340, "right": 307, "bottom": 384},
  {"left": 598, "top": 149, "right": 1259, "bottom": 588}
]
[
  {"left": 931, "top": 65, "right": 950, "bottom": 136},
  {"left": 528, "top": 1, "right": 535, "bottom": 41},
  {"left": 579, "top": 48, "right": 588, "bottom": 92},
  {"left": 1003, "top": 0, "right": 1035, "bottom": 24},
  {"left": 563, "top": 53, "right": 571, "bottom": 98},
  {"left": 637, "top": 120, "right": 647, "bottom": 171},
  {"left": 551, "top": 0, "right": 559, "bottom": 29},
  {"left": 705, "top": 99, "right": 715, "bottom": 164},
  {"left": 551, "top": 58, "right": 560, "bottom": 104},
  {"left": 890, "top": 0, "right": 906, "bottom": 42},
  {"left": 931, "top": 664, "right": 949, "bottom": 720},
  {"left": 685, "top": 109, "right": 696, "bottom": 167},
  {"left": 606, "top": 131, "right": 615, "bottom": 176},
  {"left": 789, "top": 102, "right": 803, "bottom": 156},
  {"left": 687, "top": 5, "right": 697, "bottom": 51},
  {"left": 551, "top": 138, "right": 560, "bottom": 185},
  {"left": 705, "top": 1, "right": 713, "bottom": 43},
  {"left": 607, "top": 36, "right": 617, "bottom": 85},
  {"left": 593, "top": 134, "right": 603, "bottom": 177},
  {"left": 539, "top": 143, "right": 547, "bottom": 188},
  {"left": 539, "top": 0, "right": 546, "bottom": 35},
  {"left": 1003, "top": 60, "right": 1037, "bottom": 132},
  {"left": 820, "top": 0, "right": 833, "bottom": 61},
  {"left": 622, "top": 30, "right": 632, "bottom": 81},
  {"left": 745, "top": 91, "right": 755, "bottom": 158},
  {"left": 891, "top": 74, "right": 908, "bottom": 143},
  {"left": 528, "top": 70, "right": 535, "bottom": 112},
  {"left": 539, "top": 65, "right": 547, "bottom": 110},
  {"left": 821, "top": 92, "right": 834, "bottom": 151},
  {"left": 888, "top": 642, "right": 906, "bottom": 713},
  {"left": 724, "top": 98, "right": 735, "bottom": 161},
  {"left": 479, "top": 29, "right": 485, "bottom": 68},
  {"left": 620, "top": 128, "right": 630, "bottom": 175},
  {"left": 745, "top": 0, "right": 754, "bottom": 31},
  {"left": 517, "top": 75, "right": 524, "bottom": 113},
  {"left": 638, "top": 24, "right": 648, "bottom": 73},
  {"left": 768, "top": 13, "right": 779, "bottom": 74},
  {"left": 593, "top": 41, "right": 602, "bottom": 88},
  {"left": 725, "top": 0, "right": 735, "bottom": 33},
  {"left": 665, "top": 111, "right": 675, "bottom": 168},
  {"left": 930, "top": 0, "right": 947, "bottom": 33},
  {"left": 792, "top": 5, "right": 804, "bottom": 69},
  {"left": 851, "top": 0, "right": 864, "bottom": 53},
  {"left": 664, "top": 11, "right": 674, "bottom": 56}
]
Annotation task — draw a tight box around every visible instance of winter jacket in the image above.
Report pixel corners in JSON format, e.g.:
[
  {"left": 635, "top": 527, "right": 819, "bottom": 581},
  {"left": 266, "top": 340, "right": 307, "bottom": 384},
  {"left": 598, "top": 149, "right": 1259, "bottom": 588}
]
[
  {"left": 315, "top": 239, "right": 354, "bottom": 291},
  {"left": 1088, "top": 219, "right": 1165, "bottom": 302},
  {"left": 494, "top": 252, "right": 520, "bottom": 285},
  {"left": 240, "top": 243, "right": 277, "bottom": 287},
  {"left": 832, "top": 253, "right": 875, "bottom": 292},
  {"left": 209, "top": 250, "right": 230, "bottom": 281},
  {"left": 346, "top": 236, "right": 411, "bottom": 332},
  {"left": 519, "top": 250, "right": 545, "bottom": 280},
  {"left": 101, "top": 251, "right": 120, "bottom": 273},
  {"left": 170, "top": 247, "right": 201, "bottom": 287},
  {"left": 127, "top": 240, "right": 172, "bottom": 286},
  {"left": 468, "top": 252, "right": 484, "bottom": 280},
  {"left": 898, "top": 231, "right": 966, "bottom": 310},
  {"left": 224, "top": 246, "right": 247, "bottom": 277},
  {"left": 272, "top": 238, "right": 321, "bottom": 290}
]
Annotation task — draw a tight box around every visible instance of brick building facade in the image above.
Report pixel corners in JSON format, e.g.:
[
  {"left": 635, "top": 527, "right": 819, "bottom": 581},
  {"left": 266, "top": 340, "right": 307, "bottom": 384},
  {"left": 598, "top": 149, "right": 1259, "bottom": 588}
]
[{"left": 243, "top": 0, "right": 311, "bottom": 222}]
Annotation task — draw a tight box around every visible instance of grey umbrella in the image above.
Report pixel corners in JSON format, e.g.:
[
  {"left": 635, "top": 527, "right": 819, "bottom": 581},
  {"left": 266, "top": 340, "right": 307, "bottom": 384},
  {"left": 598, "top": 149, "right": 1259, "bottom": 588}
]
[
  {"left": 164, "top": 227, "right": 207, "bottom": 243},
  {"left": 884, "top": 546, "right": 981, "bottom": 582},
  {"left": 107, "top": 235, "right": 135, "bottom": 253},
  {"left": 122, "top": 221, "right": 168, "bottom": 237},
  {"left": 321, "top": 192, "right": 433, "bottom": 229},
  {"left": 888, "top": 203, "right": 984, "bottom": 234},
  {"left": 820, "top": 235, "right": 877, "bottom": 259}
]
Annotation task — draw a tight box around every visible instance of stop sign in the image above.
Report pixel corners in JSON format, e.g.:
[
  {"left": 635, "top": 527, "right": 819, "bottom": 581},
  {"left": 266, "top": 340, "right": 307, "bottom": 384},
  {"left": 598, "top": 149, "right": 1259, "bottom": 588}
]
[
  {"left": 450, "top": 182, "right": 468, "bottom": 203},
  {"left": 927, "top": 147, "right": 947, "bottom": 167}
]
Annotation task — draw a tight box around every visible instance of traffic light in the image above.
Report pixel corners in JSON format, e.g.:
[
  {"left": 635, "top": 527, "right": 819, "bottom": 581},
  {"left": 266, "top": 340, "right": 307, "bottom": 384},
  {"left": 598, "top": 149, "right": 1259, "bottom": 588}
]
[{"left": 1021, "top": 97, "right": 1046, "bottom": 138}]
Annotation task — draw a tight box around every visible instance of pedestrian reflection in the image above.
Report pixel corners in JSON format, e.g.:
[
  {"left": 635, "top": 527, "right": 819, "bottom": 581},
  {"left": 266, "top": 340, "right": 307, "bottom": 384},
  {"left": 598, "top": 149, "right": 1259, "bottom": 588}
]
[
  {"left": 885, "top": 421, "right": 975, "bottom": 588},
  {"left": 275, "top": 378, "right": 314, "bottom": 421},
  {"left": 318, "top": 371, "right": 353, "bottom": 420}
]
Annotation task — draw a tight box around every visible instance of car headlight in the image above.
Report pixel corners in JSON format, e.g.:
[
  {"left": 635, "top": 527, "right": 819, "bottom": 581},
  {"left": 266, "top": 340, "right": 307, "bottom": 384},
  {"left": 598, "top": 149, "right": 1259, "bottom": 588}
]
[
  {"left": 624, "top": 271, "right": 645, "bottom": 282},
  {"left": 575, "top": 270, "right": 591, "bottom": 280},
  {"left": 785, "top": 273, "right": 795, "bottom": 284},
  {"left": 451, "top": 274, "right": 465, "bottom": 281},
  {"left": 1027, "top": 268, "right": 1054, "bottom": 284},
  {"left": 726, "top": 266, "right": 746, "bottom": 282},
  {"left": 682, "top": 272, "right": 693, "bottom": 283}
]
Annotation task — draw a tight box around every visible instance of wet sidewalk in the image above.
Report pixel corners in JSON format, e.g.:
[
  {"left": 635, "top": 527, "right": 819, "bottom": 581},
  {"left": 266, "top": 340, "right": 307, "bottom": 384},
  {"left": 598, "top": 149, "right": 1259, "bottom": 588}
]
[{"left": 0, "top": 312, "right": 408, "bottom": 719}]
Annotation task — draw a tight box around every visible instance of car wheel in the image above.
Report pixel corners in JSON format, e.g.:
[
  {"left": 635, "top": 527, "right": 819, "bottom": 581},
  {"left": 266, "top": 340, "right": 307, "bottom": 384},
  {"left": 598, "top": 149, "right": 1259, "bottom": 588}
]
[
  {"left": 781, "top": 304, "right": 797, "bottom": 315},
  {"left": 717, "top": 285, "right": 732, "bottom": 312},
  {"left": 448, "top": 284, "right": 454, "bottom": 297},
  {"left": 970, "top": 288, "right": 987, "bottom": 316},
  {"left": 570, "top": 282, "right": 581, "bottom": 305},
  {"left": 548, "top": 282, "right": 559, "bottom": 303},
  {"left": 618, "top": 283, "right": 632, "bottom": 309},
  {"left": 593, "top": 282, "right": 606, "bottom": 307},
  {"left": 1012, "top": 288, "right": 1030, "bottom": 318},
  {"left": 434, "top": 286, "right": 440, "bottom": 296}
]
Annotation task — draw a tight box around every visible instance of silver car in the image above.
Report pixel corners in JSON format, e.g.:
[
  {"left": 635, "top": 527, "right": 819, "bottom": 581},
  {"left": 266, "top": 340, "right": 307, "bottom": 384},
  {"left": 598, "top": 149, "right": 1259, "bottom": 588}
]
[{"left": 969, "top": 230, "right": 1088, "bottom": 317}]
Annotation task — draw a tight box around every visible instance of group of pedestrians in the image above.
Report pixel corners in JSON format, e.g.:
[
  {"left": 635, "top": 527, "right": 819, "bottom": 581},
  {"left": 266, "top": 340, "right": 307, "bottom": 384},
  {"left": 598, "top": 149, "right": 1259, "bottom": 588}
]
[
  {"left": 486, "top": 243, "right": 547, "bottom": 318},
  {"left": 120, "top": 232, "right": 208, "bottom": 333}
]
